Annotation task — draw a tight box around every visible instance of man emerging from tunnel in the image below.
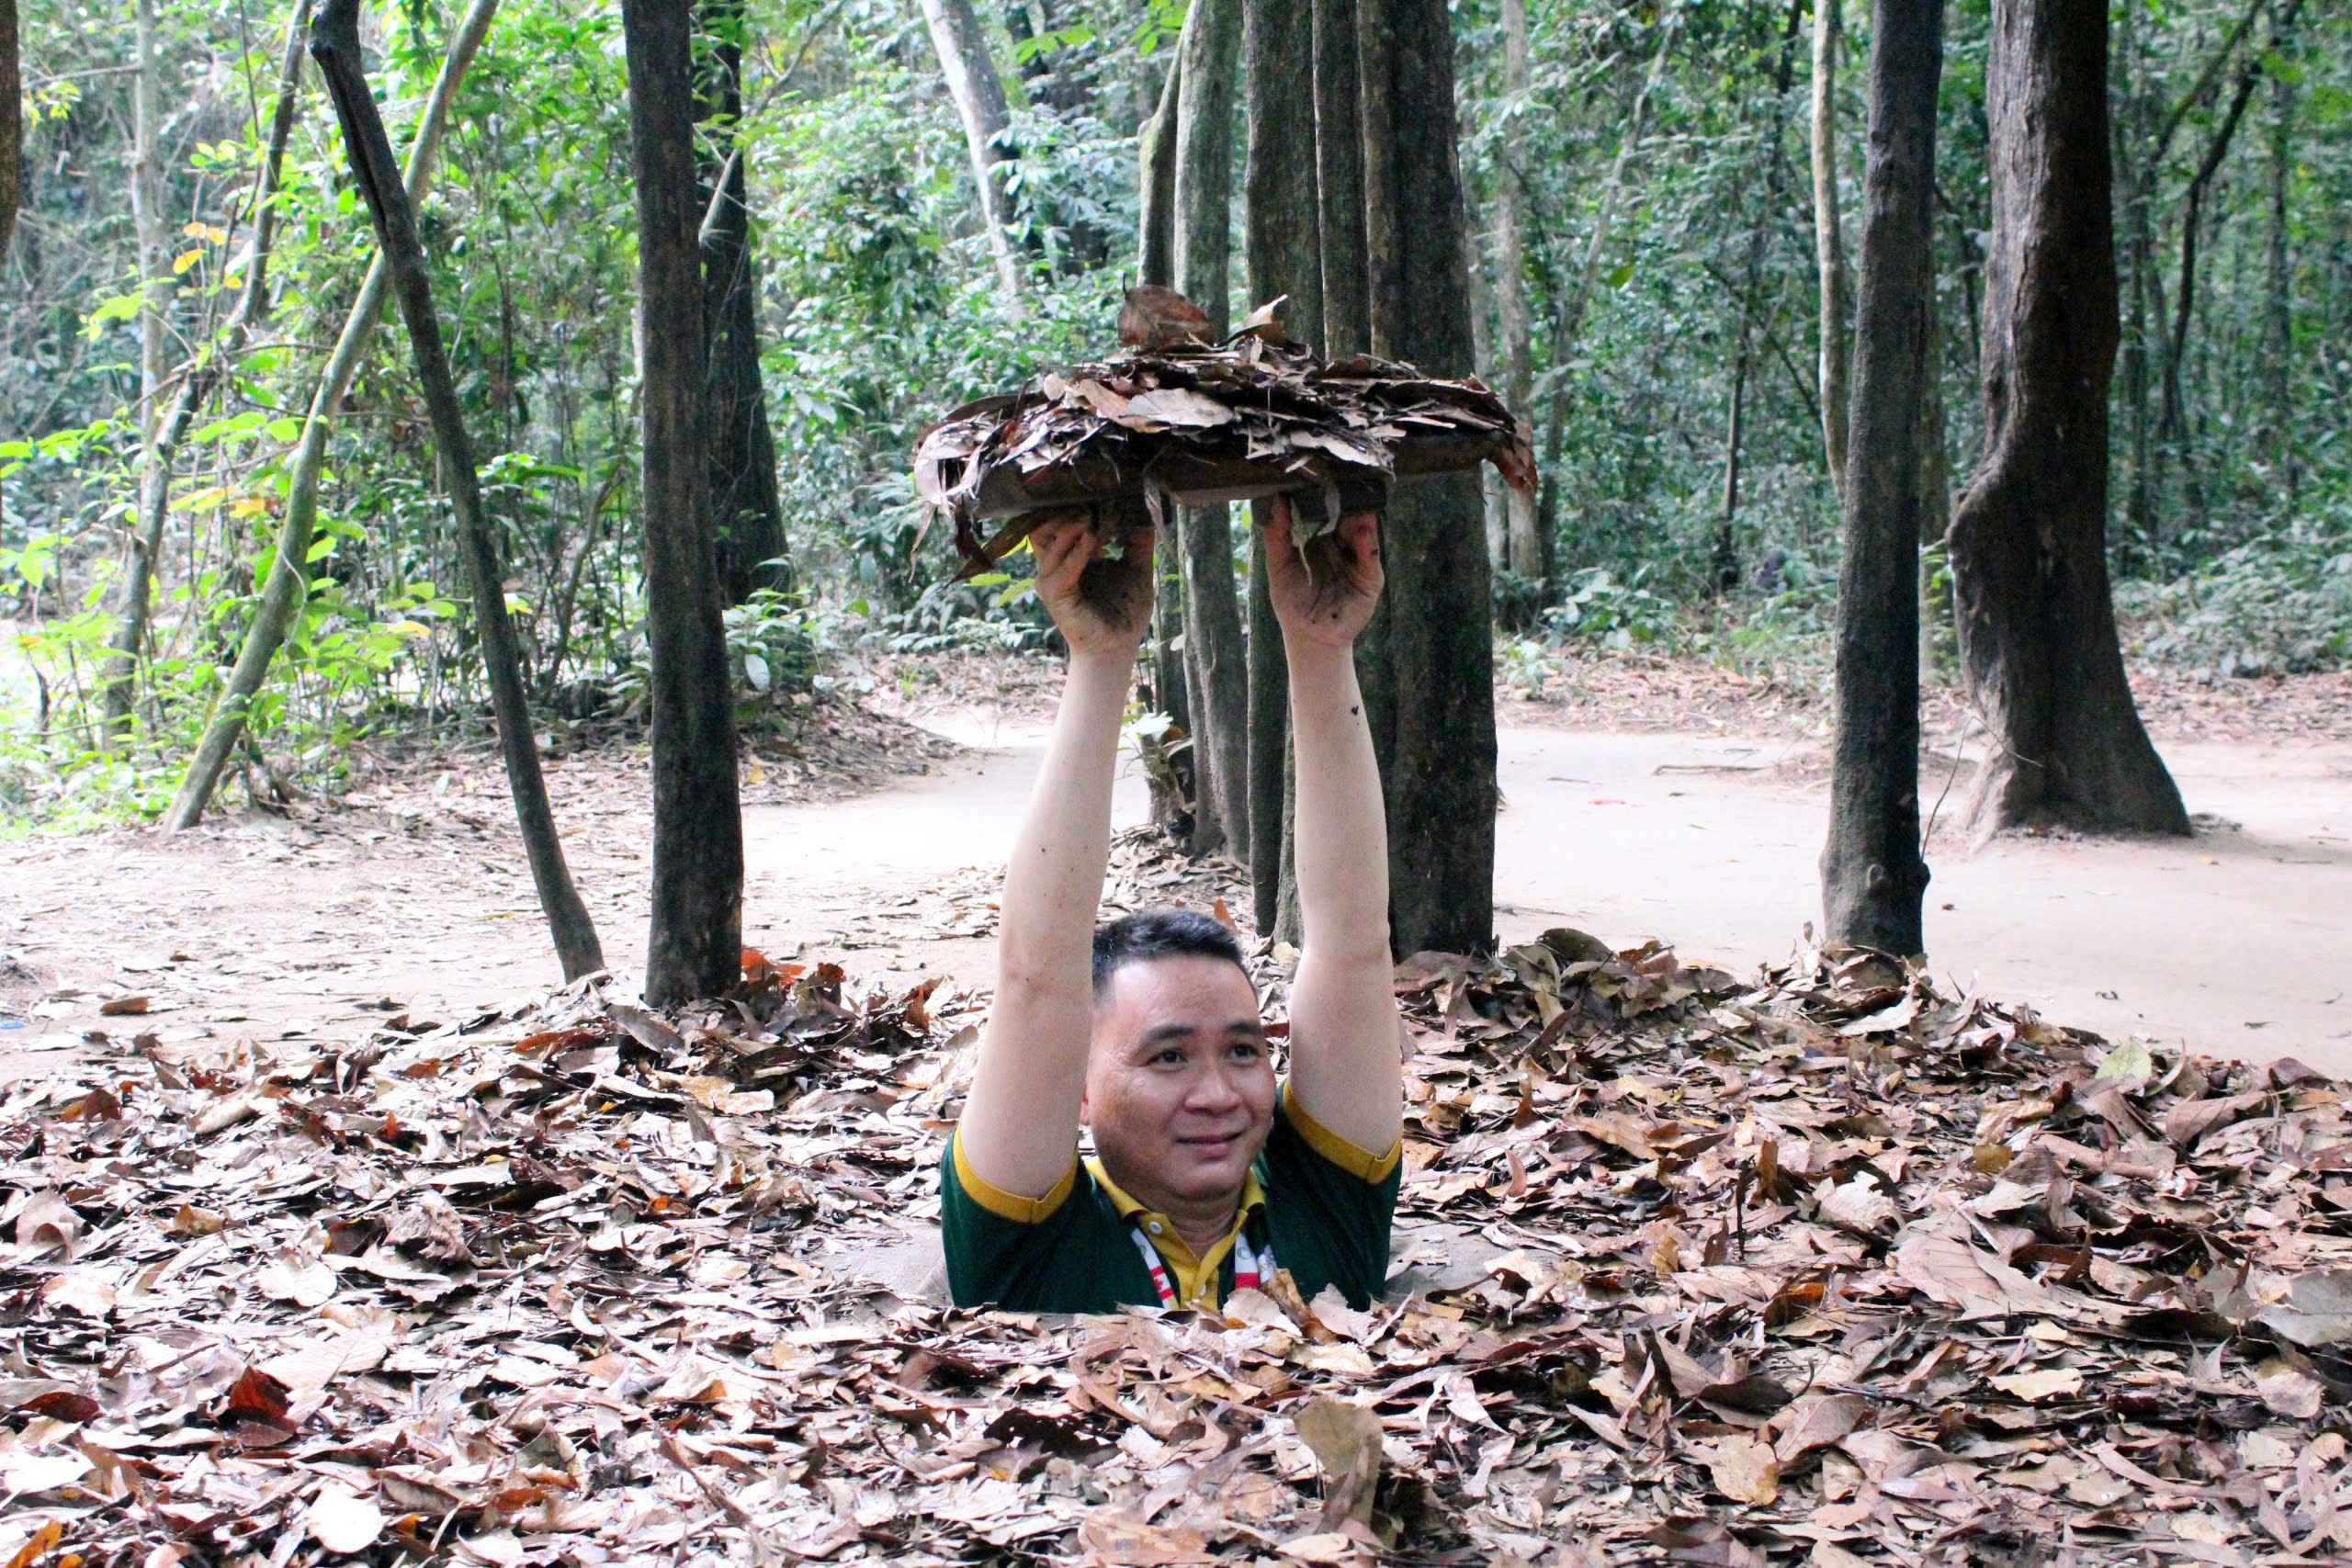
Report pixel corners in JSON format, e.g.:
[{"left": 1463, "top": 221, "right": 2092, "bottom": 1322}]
[{"left": 940, "top": 501, "right": 1403, "bottom": 1312}]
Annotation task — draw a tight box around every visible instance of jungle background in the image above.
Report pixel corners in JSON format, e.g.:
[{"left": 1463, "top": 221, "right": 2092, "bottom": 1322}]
[{"left": 1, "top": 0, "right": 2345, "bottom": 833}]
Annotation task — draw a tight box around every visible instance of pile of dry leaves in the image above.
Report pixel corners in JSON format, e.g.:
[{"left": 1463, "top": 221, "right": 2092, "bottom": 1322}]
[
  {"left": 913, "top": 301, "right": 1533, "bottom": 576},
  {"left": 4, "top": 907, "right": 2347, "bottom": 1565}
]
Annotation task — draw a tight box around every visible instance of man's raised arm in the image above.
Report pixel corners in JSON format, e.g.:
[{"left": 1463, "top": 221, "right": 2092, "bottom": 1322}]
[
  {"left": 955, "top": 519, "right": 1156, "bottom": 1203},
  {"left": 1269, "top": 505, "right": 1403, "bottom": 1160}
]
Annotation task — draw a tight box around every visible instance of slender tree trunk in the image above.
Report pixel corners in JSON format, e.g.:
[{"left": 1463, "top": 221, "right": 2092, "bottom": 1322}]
[
  {"left": 2156, "top": 37, "right": 2273, "bottom": 532},
  {"left": 1811, "top": 0, "right": 1852, "bottom": 504},
  {"left": 105, "top": 0, "right": 309, "bottom": 746},
  {"left": 0, "top": 0, "right": 21, "bottom": 263},
  {"left": 2113, "top": 0, "right": 2154, "bottom": 549},
  {"left": 311, "top": 0, "right": 604, "bottom": 982},
  {"left": 1821, "top": 0, "right": 1939, "bottom": 954},
  {"left": 164, "top": 0, "right": 496, "bottom": 831},
  {"left": 1495, "top": 0, "right": 1540, "bottom": 582},
  {"left": 1138, "top": 39, "right": 1190, "bottom": 837},
  {"left": 1719, "top": 0, "right": 1806, "bottom": 593},
  {"left": 102, "top": 0, "right": 173, "bottom": 743},
  {"left": 2265, "top": 38, "right": 2294, "bottom": 491},
  {"left": 1136, "top": 43, "right": 1180, "bottom": 289},
  {"left": 917, "top": 0, "right": 1022, "bottom": 302},
  {"left": 1947, "top": 0, "right": 2188, "bottom": 840},
  {"left": 627, "top": 0, "right": 744, "bottom": 1004},
  {"left": 1171, "top": 0, "right": 1249, "bottom": 863},
  {"left": 1243, "top": 0, "right": 1320, "bottom": 938},
  {"left": 1534, "top": 17, "right": 1677, "bottom": 549},
  {"left": 1355, "top": 0, "right": 1494, "bottom": 956},
  {"left": 696, "top": 0, "right": 786, "bottom": 604}
]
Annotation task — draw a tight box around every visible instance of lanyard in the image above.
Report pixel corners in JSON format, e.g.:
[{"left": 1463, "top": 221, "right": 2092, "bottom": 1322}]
[{"left": 1129, "top": 1217, "right": 1272, "bottom": 1308}]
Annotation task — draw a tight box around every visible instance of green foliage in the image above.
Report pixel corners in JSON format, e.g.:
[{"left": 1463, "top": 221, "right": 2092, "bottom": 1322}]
[
  {"left": 1541, "top": 567, "right": 1679, "bottom": 650},
  {"left": 2118, "top": 491, "right": 2352, "bottom": 674}
]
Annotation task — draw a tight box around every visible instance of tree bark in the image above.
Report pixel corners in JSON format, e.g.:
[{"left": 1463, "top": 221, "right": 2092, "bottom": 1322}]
[
  {"left": 1494, "top": 0, "right": 1540, "bottom": 581},
  {"left": 165, "top": 0, "right": 496, "bottom": 832},
  {"left": 1820, "top": 0, "right": 1939, "bottom": 955},
  {"left": 627, "top": 0, "right": 745, "bottom": 1004},
  {"left": 0, "top": 0, "right": 20, "bottom": 263},
  {"left": 1810, "top": 0, "right": 1851, "bottom": 504},
  {"left": 101, "top": 0, "right": 173, "bottom": 743},
  {"left": 1312, "top": 0, "right": 1364, "bottom": 355},
  {"left": 1136, "top": 43, "right": 1180, "bottom": 289},
  {"left": 916, "top": 0, "right": 1022, "bottom": 303},
  {"left": 2264, "top": 32, "right": 2294, "bottom": 490},
  {"left": 1172, "top": 0, "right": 1249, "bottom": 863},
  {"left": 104, "top": 0, "right": 310, "bottom": 745},
  {"left": 1947, "top": 0, "right": 2188, "bottom": 840},
  {"left": 311, "top": 0, "right": 604, "bottom": 982},
  {"left": 1534, "top": 16, "right": 1676, "bottom": 550},
  {"left": 1242, "top": 0, "right": 1320, "bottom": 937},
  {"left": 696, "top": 0, "right": 787, "bottom": 604},
  {"left": 1355, "top": 0, "right": 1495, "bottom": 956}
]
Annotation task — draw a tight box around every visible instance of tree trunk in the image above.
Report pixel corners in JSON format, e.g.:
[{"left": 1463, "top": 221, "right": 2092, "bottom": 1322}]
[
  {"left": 627, "top": 0, "right": 745, "bottom": 1004},
  {"left": 1356, "top": 0, "right": 1494, "bottom": 957},
  {"left": 104, "top": 0, "right": 309, "bottom": 746},
  {"left": 1171, "top": 0, "right": 1249, "bottom": 863},
  {"left": 1139, "top": 39, "right": 1189, "bottom": 837},
  {"left": 101, "top": 0, "right": 173, "bottom": 743},
  {"left": 164, "top": 0, "right": 496, "bottom": 832},
  {"left": 916, "top": 0, "right": 1022, "bottom": 303},
  {"left": 1136, "top": 43, "right": 1180, "bottom": 289},
  {"left": 2113, "top": 0, "right": 2154, "bottom": 547},
  {"left": 2265, "top": 34, "right": 2293, "bottom": 491},
  {"left": 1495, "top": 0, "right": 1541, "bottom": 582},
  {"left": 1810, "top": 0, "right": 1851, "bottom": 504},
  {"left": 1947, "top": 0, "right": 2188, "bottom": 840},
  {"left": 1820, "top": 0, "right": 1939, "bottom": 955},
  {"left": 696, "top": 0, "right": 787, "bottom": 604},
  {"left": 311, "top": 0, "right": 604, "bottom": 982},
  {"left": 1242, "top": 0, "right": 1320, "bottom": 936},
  {"left": 0, "top": 0, "right": 21, "bottom": 263},
  {"left": 1718, "top": 0, "right": 1805, "bottom": 593},
  {"left": 1534, "top": 16, "right": 1677, "bottom": 550},
  {"left": 1312, "top": 0, "right": 1364, "bottom": 355}
]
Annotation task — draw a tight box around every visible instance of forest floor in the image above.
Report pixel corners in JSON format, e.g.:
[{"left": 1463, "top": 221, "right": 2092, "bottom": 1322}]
[{"left": 2, "top": 649, "right": 2347, "bottom": 1089}]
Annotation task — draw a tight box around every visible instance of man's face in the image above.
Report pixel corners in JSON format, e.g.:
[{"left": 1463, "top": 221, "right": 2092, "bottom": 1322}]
[{"left": 1083, "top": 953, "right": 1277, "bottom": 1213}]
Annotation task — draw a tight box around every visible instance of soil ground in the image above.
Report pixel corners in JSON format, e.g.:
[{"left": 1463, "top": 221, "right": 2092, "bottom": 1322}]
[{"left": 3, "top": 653, "right": 2346, "bottom": 1087}]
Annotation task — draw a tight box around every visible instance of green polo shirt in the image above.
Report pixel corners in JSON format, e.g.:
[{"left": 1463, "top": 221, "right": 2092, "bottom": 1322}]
[{"left": 940, "top": 1083, "right": 1401, "bottom": 1313}]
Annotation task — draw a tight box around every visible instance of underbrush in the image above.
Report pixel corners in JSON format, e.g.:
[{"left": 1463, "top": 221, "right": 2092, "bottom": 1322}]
[{"left": 2116, "top": 502, "right": 2352, "bottom": 675}]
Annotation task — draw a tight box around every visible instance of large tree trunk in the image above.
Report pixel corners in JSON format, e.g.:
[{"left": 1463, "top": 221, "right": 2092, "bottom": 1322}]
[
  {"left": 1947, "top": 0, "right": 2188, "bottom": 840},
  {"left": 1172, "top": 0, "right": 1250, "bottom": 863},
  {"left": 1820, "top": 0, "right": 1939, "bottom": 955},
  {"left": 695, "top": 0, "right": 787, "bottom": 604},
  {"left": 627, "top": 0, "right": 745, "bottom": 1004},
  {"left": 916, "top": 0, "right": 1022, "bottom": 303},
  {"left": 311, "top": 0, "right": 603, "bottom": 981},
  {"left": 1494, "top": 0, "right": 1541, "bottom": 582},
  {"left": 105, "top": 0, "right": 309, "bottom": 746},
  {"left": 1312, "top": 0, "right": 1364, "bottom": 355},
  {"left": 101, "top": 0, "right": 174, "bottom": 743},
  {"left": 1, "top": 0, "right": 21, "bottom": 262},
  {"left": 164, "top": 0, "right": 496, "bottom": 831},
  {"left": 1810, "top": 0, "right": 1852, "bottom": 503},
  {"left": 1356, "top": 0, "right": 1494, "bottom": 957},
  {"left": 1242, "top": 0, "right": 1320, "bottom": 938}
]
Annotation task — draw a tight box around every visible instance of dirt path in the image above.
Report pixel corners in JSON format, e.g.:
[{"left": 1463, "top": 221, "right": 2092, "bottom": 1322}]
[{"left": 4, "top": 695, "right": 2346, "bottom": 1083}]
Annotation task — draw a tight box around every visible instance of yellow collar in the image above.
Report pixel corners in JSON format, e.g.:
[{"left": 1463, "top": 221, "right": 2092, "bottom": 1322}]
[{"left": 1086, "top": 1156, "right": 1266, "bottom": 1309}]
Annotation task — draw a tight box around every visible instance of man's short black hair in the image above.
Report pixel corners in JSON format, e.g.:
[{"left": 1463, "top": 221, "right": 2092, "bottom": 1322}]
[{"left": 1091, "top": 908, "right": 1247, "bottom": 994}]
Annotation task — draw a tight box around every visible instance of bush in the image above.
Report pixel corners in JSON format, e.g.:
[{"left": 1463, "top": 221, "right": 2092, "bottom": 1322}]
[{"left": 2118, "top": 499, "right": 2352, "bottom": 675}]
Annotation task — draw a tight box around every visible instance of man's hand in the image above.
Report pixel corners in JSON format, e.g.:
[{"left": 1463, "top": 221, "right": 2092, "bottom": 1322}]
[
  {"left": 1265, "top": 497, "right": 1383, "bottom": 649},
  {"left": 1031, "top": 515, "right": 1156, "bottom": 661}
]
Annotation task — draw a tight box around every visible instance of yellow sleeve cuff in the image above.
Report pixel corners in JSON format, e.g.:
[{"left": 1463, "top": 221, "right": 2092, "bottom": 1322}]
[
  {"left": 1282, "top": 1084, "right": 1403, "bottom": 1182},
  {"left": 951, "top": 1129, "right": 1077, "bottom": 1224}
]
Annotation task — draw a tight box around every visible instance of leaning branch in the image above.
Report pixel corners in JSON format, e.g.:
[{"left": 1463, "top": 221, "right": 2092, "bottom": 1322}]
[
  {"left": 164, "top": 0, "right": 498, "bottom": 832},
  {"left": 307, "top": 0, "right": 604, "bottom": 980}
]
